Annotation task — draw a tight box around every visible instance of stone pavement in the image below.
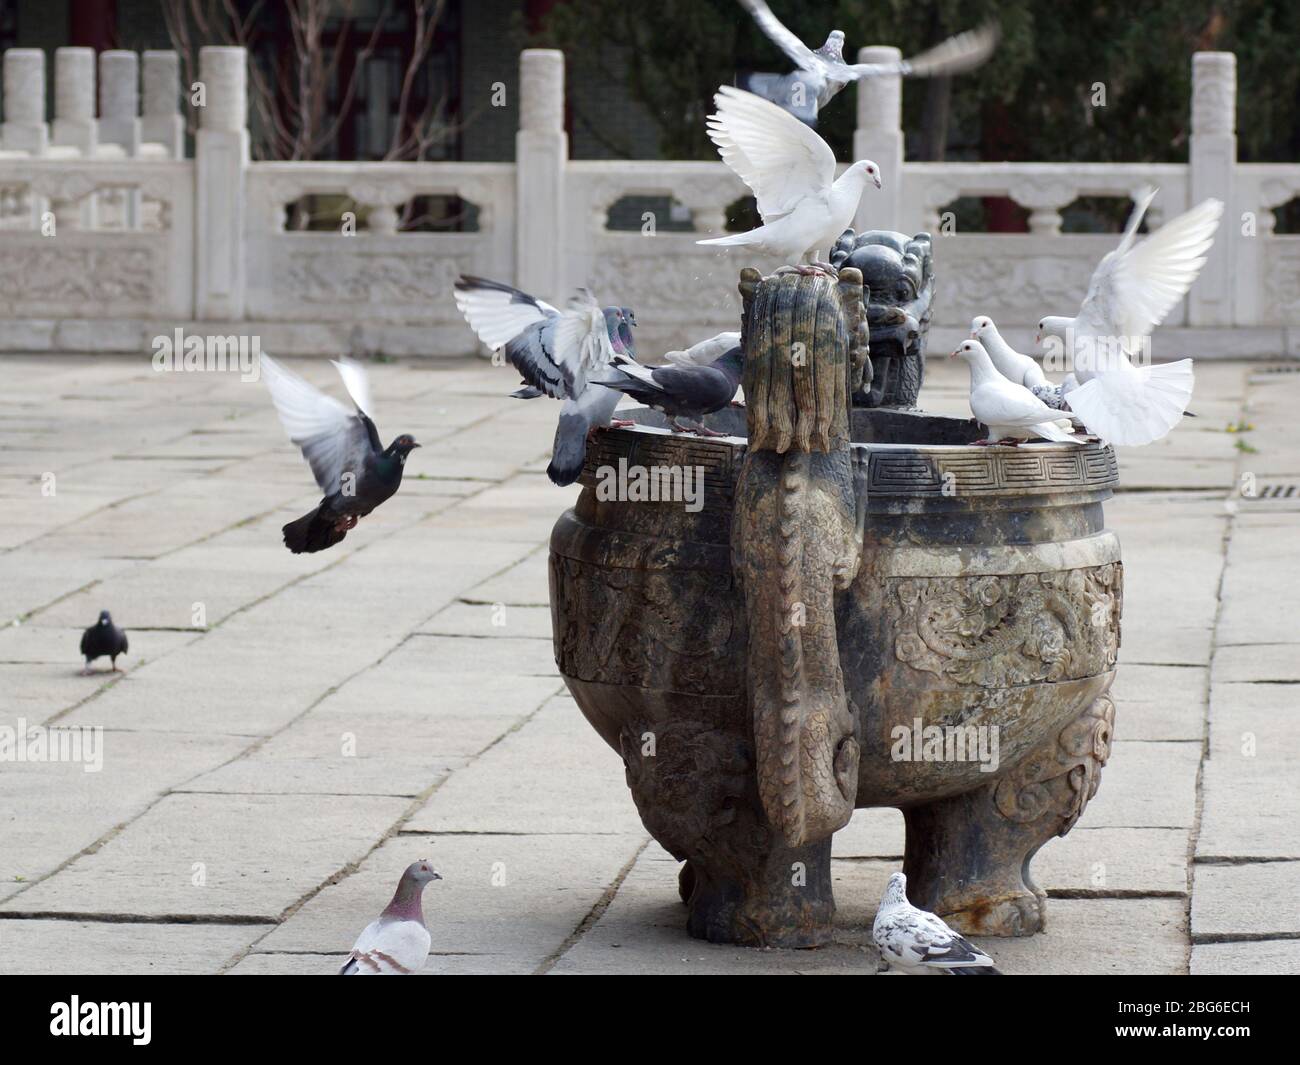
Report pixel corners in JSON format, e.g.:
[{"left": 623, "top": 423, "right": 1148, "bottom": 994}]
[{"left": 0, "top": 354, "right": 1295, "bottom": 975}]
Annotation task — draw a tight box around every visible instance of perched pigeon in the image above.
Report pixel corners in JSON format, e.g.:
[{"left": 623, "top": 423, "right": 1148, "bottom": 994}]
[
  {"left": 80, "top": 610, "right": 127, "bottom": 674},
  {"left": 663, "top": 331, "right": 741, "bottom": 368},
  {"left": 873, "top": 872, "right": 1002, "bottom": 975},
  {"left": 340, "top": 860, "right": 441, "bottom": 976},
  {"left": 971, "top": 315, "right": 1077, "bottom": 415},
  {"left": 951, "top": 340, "right": 1081, "bottom": 446},
  {"left": 261, "top": 355, "right": 420, "bottom": 554},
  {"left": 1036, "top": 188, "right": 1223, "bottom": 446},
  {"left": 737, "top": 0, "right": 997, "bottom": 125},
  {"left": 454, "top": 276, "right": 638, "bottom": 485},
  {"left": 696, "top": 86, "right": 880, "bottom": 265},
  {"left": 594, "top": 346, "right": 744, "bottom": 436}
]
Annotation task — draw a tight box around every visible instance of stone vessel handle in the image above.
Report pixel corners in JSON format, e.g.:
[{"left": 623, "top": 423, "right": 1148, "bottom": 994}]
[{"left": 732, "top": 269, "right": 863, "bottom": 848}]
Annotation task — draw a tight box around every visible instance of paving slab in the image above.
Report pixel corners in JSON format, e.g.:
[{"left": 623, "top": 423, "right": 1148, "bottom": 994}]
[
  {"left": 1191, "top": 861, "right": 1300, "bottom": 939},
  {"left": 1191, "top": 938, "right": 1300, "bottom": 975},
  {"left": 0, "top": 919, "right": 268, "bottom": 976},
  {"left": 0, "top": 792, "right": 409, "bottom": 920},
  {"left": 1075, "top": 739, "right": 1202, "bottom": 829}
]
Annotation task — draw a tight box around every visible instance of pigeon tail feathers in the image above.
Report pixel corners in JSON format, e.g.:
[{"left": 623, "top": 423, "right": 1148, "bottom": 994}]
[
  {"left": 1066, "top": 359, "right": 1194, "bottom": 446},
  {"left": 282, "top": 502, "right": 348, "bottom": 554}
]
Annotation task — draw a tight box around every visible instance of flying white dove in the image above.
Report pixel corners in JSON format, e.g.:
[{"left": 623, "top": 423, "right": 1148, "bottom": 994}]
[
  {"left": 951, "top": 340, "right": 1081, "bottom": 445},
  {"left": 663, "top": 331, "right": 741, "bottom": 367},
  {"left": 737, "top": 0, "right": 998, "bottom": 125},
  {"left": 873, "top": 872, "right": 1002, "bottom": 975},
  {"left": 971, "top": 315, "right": 1077, "bottom": 415},
  {"left": 339, "top": 860, "right": 441, "bottom": 975},
  {"left": 1036, "top": 188, "right": 1223, "bottom": 446},
  {"left": 696, "top": 86, "right": 880, "bottom": 265},
  {"left": 454, "top": 276, "right": 637, "bottom": 484}
]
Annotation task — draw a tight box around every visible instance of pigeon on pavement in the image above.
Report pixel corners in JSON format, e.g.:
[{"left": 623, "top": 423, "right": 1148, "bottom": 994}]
[
  {"left": 873, "top": 872, "right": 1002, "bottom": 975},
  {"left": 737, "top": 0, "right": 997, "bottom": 125},
  {"left": 1036, "top": 188, "right": 1222, "bottom": 446},
  {"left": 454, "top": 276, "right": 638, "bottom": 485},
  {"left": 594, "top": 345, "right": 744, "bottom": 436},
  {"left": 951, "top": 340, "right": 1081, "bottom": 446},
  {"left": 696, "top": 86, "right": 880, "bottom": 266},
  {"left": 261, "top": 355, "right": 420, "bottom": 554},
  {"left": 971, "top": 315, "right": 1077, "bottom": 414},
  {"left": 80, "top": 610, "right": 127, "bottom": 674},
  {"left": 340, "top": 860, "right": 441, "bottom": 976}
]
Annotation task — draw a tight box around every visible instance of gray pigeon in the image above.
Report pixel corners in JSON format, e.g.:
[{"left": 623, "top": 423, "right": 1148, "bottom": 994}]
[
  {"left": 261, "top": 355, "right": 420, "bottom": 554},
  {"left": 737, "top": 0, "right": 997, "bottom": 125},
  {"left": 80, "top": 610, "right": 128, "bottom": 674},
  {"left": 340, "top": 860, "right": 441, "bottom": 976},
  {"left": 873, "top": 872, "right": 1002, "bottom": 975},
  {"left": 454, "top": 276, "right": 638, "bottom": 485},
  {"left": 593, "top": 346, "right": 743, "bottom": 436}
]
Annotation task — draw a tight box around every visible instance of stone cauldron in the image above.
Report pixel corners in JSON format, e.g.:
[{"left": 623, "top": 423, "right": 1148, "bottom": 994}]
[{"left": 549, "top": 268, "right": 1121, "bottom": 948}]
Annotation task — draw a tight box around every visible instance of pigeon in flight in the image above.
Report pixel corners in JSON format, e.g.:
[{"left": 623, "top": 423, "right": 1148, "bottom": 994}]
[
  {"left": 737, "top": 0, "right": 997, "bottom": 125},
  {"left": 594, "top": 345, "right": 744, "bottom": 436},
  {"left": 697, "top": 86, "right": 880, "bottom": 266},
  {"left": 80, "top": 610, "right": 127, "bottom": 674},
  {"left": 873, "top": 872, "right": 1002, "bottom": 975},
  {"left": 1036, "top": 188, "right": 1223, "bottom": 446},
  {"left": 340, "top": 860, "right": 441, "bottom": 975},
  {"left": 951, "top": 340, "right": 1081, "bottom": 446},
  {"left": 261, "top": 355, "right": 420, "bottom": 554},
  {"left": 662, "top": 331, "right": 741, "bottom": 368},
  {"left": 971, "top": 315, "right": 1078, "bottom": 415},
  {"left": 454, "top": 276, "right": 638, "bottom": 485}
]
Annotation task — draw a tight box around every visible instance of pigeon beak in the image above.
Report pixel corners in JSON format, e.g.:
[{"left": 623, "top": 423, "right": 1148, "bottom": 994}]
[
  {"left": 411, "top": 442, "right": 422, "bottom": 449},
  {"left": 432, "top": 872, "right": 442, "bottom": 880},
  {"left": 873, "top": 175, "right": 883, "bottom": 190},
  {"left": 949, "top": 348, "right": 960, "bottom": 359},
  {"left": 1035, "top": 333, "right": 1042, "bottom": 345}
]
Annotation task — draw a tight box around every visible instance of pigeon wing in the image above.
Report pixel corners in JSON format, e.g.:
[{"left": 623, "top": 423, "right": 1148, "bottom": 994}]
[
  {"left": 909, "top": 911, "right": 996, "bottom": 969},
  {"left": 847, "top": 23, "right": 997, "bottom": 81},
  {"left": 707, "top": 86, "right": 836, "bottom": 223},
  {"left": 340, "top": 917, "right": 431, "bottom": 976},
  {"left": 737, "top": 0, "right": 819, "bottom": 70},
  {"left": 261, "top": 354, "right": 377, "bottom": 496},
  {"left": 970, "top": 379, "right": 1062, "bottom": 429},
  {"left": 551, "top": 290, "right": 616, "bottom": 395},
  {"left": 1080, "top": 194, "right": 1223, "bottom": 347},
  {"left": 454, "top": 275, "right": 558, "bottom": 350},
  {"left": 664, "top": 331, "right": 742, "bottom": 367},
  {"left": 331, "top": 358, "right": 375, "bottom": 421}
]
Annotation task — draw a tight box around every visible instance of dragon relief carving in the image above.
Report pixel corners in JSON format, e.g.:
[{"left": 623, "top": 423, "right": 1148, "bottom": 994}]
[
  {"left": 550, "top": 554, "right": 742, "bottom": 694},
  {"left": 992, "top": 693, "right": 1116, "bottom": 833},
  {"left": 890, "top": 563, "right": 1122, "bottom": 687}
]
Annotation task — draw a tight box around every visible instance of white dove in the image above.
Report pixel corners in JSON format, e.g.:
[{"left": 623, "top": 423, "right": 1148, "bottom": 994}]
[
  {"left": 696, "top": 86, "right": 880, "bottom": 265},
  {"left": 737, "top": 0, "right": 997, "bottom": 124},
  {"left": 339, "top": 860, "right": 441, "bottom": 976},
  {"left": 971, "top": 315, "right": 1078, "bottom": 416},
  {"left": 1036, "top": 187, "right": 1223, "bottom": 446},
  {"left": 951, "top": 340, "right": 1080, "bottom": 446},
  {"left": 873, "top": 872, "right": 1002, "bottom": 975}
]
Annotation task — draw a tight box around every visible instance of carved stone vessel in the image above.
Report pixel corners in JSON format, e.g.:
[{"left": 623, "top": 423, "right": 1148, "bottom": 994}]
[{"left": 549, "top": 268, "right": 1120, "bottom": 947}]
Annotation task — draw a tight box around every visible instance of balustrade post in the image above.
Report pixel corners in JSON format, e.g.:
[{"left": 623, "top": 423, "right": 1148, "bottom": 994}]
[
  {"left": 1189, "top": 52, "right": 1236, "bottom": 326},
  {"left": 516, "top": 49, "right": 567, "bottom": 302},
  {"left": 2, "top": 49, "right": 48, "bottom": 156},
  {"left": 853, "top": 46, "right": 902, "bottom": 233},
  {"left": 143, "top": 50, "right": 185, "bottom": 159},
  {"left": 194, "top": 46, "right": 249, "bottom": 319}
]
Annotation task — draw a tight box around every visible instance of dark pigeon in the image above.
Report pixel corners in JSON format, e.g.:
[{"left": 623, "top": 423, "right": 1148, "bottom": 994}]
[
  {"left": 454, "top": 276, "right": 639, "bottom": 485},
  {"left": 80, "top": 610, "right": 128, "bottom": 674},
  {"left": 593, "top": 346, "right": 744, "bottom": 437},
  {"left": 261, "top": 355, "right": 420, "bottom": 554}
]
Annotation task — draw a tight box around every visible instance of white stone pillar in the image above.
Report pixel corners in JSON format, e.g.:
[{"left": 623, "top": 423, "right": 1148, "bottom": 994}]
[
  {"left": 1189, "top": 52, "right": 1235, "bottom": 326},
  {"left": 194, "top": 46, "right": 249, "bottom": 319},
  {"left": 2, "top": 49, "right": 49, "bottom": 155},
  {"left": 98, "top": 50, "right": 141, "bottom": 155},
  {"left": 853, "top": 46, "right": 902, "bottom": 234},
  {"left": 52, "top": 47, "right": 97, "bottom": 155},
  {"left": 142, "top": 50, "right": 185, "bottom": 158},
  {"left": 516, "top": 49, "right": 567, "bottom": 301}
]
